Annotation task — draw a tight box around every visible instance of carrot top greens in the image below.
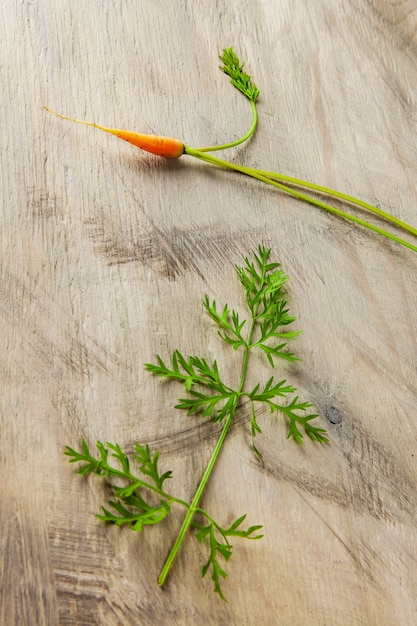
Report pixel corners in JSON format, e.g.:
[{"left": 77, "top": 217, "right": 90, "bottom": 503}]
[{"left": 66, "top": 245, "right": 327, "bottom": 601}]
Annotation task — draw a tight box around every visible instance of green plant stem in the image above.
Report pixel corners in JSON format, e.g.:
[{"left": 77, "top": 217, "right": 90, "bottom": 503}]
[
  {"left": 255, "top": 168, "right": 417, "bottom": 239},
  {"left": 184, "top": 147, "right": 417, "bottom": 255},
  {"left": 194, "top": 100, "right": 258, "bottom": 153},
  {"left": 98, "top": 463, "right": 190, "bottom": 508},
  {"left": 158, "top": 319, "right": 256, "bottom": 587},
  {"left": 157, "top": 408, "right": 234, "bottom": 587}
]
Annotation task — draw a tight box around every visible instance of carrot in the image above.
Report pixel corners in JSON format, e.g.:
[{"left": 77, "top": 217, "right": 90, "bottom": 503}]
[{"left": 44, "top": 107, "right": 184, "bottom": 158}]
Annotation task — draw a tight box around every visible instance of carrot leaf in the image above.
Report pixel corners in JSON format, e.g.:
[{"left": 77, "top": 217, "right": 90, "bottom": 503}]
[
  {"left": 219, "top": 47, "right": 260, "bottom": 103},
  {"left": 66, "top": 246, "right": 325, "bottom": 601}
]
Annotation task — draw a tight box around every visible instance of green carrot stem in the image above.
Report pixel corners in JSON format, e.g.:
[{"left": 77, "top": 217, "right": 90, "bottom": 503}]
[
  {"left": 158, "top": 319, "right": 255, "bottom": 587},
  {"left": 194, "top": 100, "right": 258, "bottom": 153},
  {"left": 158, "top": 406, "right": 235, "bottom": 587},
  {"left": 255, "top": 168, "right": 417, "bottom": 239},
  {"left": 184, "top": 147, "right": 417, "bottom": 255}
]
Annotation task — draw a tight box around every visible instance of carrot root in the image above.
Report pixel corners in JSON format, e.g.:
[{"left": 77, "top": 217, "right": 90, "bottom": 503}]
[{"left": 44, "top": 106, "right": 184, "bottom": 158}]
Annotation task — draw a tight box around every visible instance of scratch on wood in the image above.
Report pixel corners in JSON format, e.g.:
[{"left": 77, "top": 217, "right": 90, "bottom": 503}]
[{"left": 85, "top": 216, "right": 265, "bottom": 280}]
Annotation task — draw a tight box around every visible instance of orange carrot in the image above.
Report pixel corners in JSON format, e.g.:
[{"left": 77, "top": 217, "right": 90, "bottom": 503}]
[{"left": 44, "top": 107, "right": 184, "bottom": 158}]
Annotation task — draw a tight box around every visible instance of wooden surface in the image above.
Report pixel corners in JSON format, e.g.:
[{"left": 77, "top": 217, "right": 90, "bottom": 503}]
[{"left": 1, "top": 1, "right": 417, "bottom": 624}]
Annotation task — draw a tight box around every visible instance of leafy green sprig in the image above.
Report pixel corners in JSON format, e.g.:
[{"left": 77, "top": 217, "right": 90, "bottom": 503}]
[
  {"left": 219, "top": 47, "right": 260, "bottom": 103},
  {"left": 65, "top": 438, "right": 261, "bottom": 600},
  {"left": 65, "top": 440, "right": 178, "bottom": 529},
  {"left": 194, "top": 515, "right": 262, "bottom": 601},
  {"left": 65, "top": 246, "right": 327, "bottom": 600}
]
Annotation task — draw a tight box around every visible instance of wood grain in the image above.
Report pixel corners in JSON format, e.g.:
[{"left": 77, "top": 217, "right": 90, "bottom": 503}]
[{"left": 1, "top": 1, "right": 416, "bottom": 624}]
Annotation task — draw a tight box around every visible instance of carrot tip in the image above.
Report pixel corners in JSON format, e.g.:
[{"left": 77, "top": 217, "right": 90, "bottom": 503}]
[{"left": 44, "top": 106, "right": 184, "bottom": 159}]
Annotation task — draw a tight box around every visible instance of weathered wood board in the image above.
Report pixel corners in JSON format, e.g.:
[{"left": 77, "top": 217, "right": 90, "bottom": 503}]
[{"left": 1, "top": 1, "right": 416, "bottom": 624}]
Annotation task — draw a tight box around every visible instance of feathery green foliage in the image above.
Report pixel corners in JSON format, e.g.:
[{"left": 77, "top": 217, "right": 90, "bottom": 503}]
[
  {"left": 219, "top": 46, "right": 260, "bottom": 103},
  {"left": 66, "top": 246, "right": 327, "bottom": 600}
]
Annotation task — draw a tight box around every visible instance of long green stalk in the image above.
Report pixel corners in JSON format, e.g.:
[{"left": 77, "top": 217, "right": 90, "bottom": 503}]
[
  {"left": 185, "top": 146, "right": 417, "bottom": 255},
  {"left": 157, "top": 409, "right": 234, "bottom": 586},
  {"left": 254, "top": 168, "right": 417, "bottom": 238},
  {"left": 158, "top": 318, "right": 256, "bottom": 587}
]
